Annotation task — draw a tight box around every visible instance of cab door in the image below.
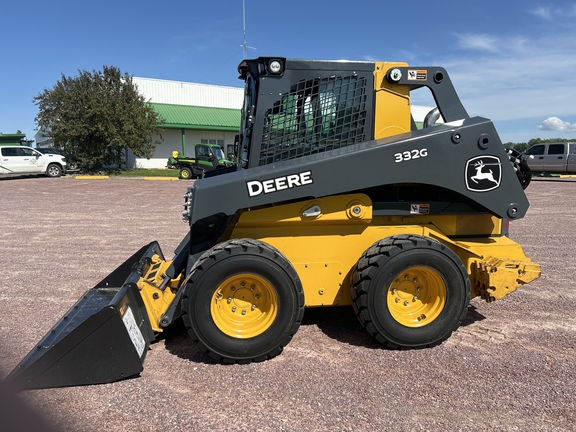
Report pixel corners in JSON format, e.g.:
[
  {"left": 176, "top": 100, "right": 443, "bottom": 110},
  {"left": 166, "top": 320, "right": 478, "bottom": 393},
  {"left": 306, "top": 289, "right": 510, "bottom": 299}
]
[
  {"left": 525, "top": 144, "right": 545, "bottom": 171},
  {"left": 195, "top": 145, "right": 214, "bottom": 169},
  {"left": 21, "top": 147, "right": 45, "bottom": 173}
]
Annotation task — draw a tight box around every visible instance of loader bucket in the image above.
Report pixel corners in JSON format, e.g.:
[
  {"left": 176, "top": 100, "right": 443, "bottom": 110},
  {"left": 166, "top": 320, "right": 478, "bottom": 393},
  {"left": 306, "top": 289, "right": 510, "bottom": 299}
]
[{"left": 5, "top": 243, "right": 161, "bottom": 390}]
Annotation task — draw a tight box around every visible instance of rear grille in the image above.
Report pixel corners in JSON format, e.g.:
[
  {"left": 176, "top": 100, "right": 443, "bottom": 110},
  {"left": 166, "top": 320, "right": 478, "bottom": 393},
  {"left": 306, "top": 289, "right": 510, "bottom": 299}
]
[{"left": 259, "top": 75, "right": 367, "bottom": 166}]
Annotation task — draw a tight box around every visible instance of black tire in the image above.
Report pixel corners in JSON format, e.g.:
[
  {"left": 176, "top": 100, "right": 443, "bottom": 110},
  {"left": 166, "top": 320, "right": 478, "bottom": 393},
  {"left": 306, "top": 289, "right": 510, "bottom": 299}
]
[
  {"left": 517, "top": 160, "right": 532, "bottom": 189},
  {"left": 179, "top": 167, "right": 193, "bottom": 179},
  {"left": 46, "top": 164, "right": 62, "bottom": 177},
  {"left": 350, "top": 234, "right": 470, "bottom": 349},
  {"left": 505, "top": 148, "right": 532, "bottom": 189},
  {"left": 181, "top": 238, "right": 305, "bottom": 363}
]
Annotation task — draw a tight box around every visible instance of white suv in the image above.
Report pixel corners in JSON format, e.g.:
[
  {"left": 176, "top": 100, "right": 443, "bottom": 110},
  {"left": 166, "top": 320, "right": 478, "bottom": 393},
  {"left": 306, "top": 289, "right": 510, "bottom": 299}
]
[{"left": 0, "top": 146, "right": 67, "bottom": 178}]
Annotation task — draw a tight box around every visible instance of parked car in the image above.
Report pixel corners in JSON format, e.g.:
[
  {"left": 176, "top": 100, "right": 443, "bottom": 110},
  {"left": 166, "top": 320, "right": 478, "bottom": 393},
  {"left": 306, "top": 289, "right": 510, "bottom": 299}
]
[
  {"left": 525, "top": 142, "right": 576, "bottom": 173},
  {"left": 0, "top": 146, "right": 66, "bottom": 178},
  {"left": 36, "top": 147, "right": 80, "bottom": 172}
]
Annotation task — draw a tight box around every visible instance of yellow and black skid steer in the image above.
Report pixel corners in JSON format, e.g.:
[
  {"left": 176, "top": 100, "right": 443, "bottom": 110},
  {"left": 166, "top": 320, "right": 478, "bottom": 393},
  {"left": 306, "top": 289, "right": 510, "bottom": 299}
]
[{"left": 7, "top": 57, "right": 540, "bottom": 390}]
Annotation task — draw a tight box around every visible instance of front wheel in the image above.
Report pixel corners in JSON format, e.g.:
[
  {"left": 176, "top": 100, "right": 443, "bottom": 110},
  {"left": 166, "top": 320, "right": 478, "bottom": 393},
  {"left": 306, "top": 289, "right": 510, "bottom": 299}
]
[
  {"left": 46, "top": 164, "right": 62, "bottom": 177},
  {"left": 179, "top": 167, "right": 193, "bottom": 179},
  {"left": 181, "top": 239, "right": 305, "bottom": 363},
  {"left": 350, "top": 234, "right": 470, "bottom": 349}
]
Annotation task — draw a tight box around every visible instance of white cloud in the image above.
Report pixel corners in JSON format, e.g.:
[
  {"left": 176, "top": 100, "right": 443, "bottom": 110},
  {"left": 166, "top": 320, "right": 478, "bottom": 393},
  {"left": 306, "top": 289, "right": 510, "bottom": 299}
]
[
  {"left": 454, "top": 33, "right": 500, "bottom": 53},
  {"left": 538, "top": 117, "right": 576, "bottom": 132},
  {"left": 530, "top": 4, "right": 576, "bottom": 21},
  {"left": 433, "top": 30, "right": 576, "bottom": 122},
  {"left": 530, "top": 6, "right": 554, "bottom": 21}
]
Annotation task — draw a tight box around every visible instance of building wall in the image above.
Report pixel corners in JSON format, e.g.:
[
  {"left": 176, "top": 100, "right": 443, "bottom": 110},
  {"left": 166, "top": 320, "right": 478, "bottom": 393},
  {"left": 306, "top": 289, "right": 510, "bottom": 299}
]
[
  {"left": 133, "top": 77, "right": 243, "bottom": 109},
  {"left": 131, "top": 77, "right": 243, "bottom": 169}
]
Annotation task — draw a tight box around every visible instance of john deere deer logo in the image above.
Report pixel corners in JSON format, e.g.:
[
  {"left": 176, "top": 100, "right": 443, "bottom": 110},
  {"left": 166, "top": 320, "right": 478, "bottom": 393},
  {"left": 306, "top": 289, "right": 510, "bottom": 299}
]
[
  {"left": 471, "top": 160, "right": 499, "bottom": 185},
  {"left": 465, "top": 156, "right": 501, "bottom": 192}
]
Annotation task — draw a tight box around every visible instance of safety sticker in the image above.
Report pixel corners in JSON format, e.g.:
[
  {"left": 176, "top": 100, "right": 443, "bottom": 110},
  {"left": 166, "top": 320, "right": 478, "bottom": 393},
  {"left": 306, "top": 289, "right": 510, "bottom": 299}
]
[
  {"left": 122, "top": 306, "right": 146, "bottom": 358},
  {"left": 410, "top": 204, "right": 430, "bottom": 214},
  {"left": 408, "top": 70, "right": 427, "bottom": 80}
]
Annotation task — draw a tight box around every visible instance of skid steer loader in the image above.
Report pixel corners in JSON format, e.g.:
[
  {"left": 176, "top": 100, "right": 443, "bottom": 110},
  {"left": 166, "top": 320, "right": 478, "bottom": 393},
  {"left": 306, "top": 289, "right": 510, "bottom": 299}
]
[{"left": 7, "top": 57, "right": 540, "bottom": 390}]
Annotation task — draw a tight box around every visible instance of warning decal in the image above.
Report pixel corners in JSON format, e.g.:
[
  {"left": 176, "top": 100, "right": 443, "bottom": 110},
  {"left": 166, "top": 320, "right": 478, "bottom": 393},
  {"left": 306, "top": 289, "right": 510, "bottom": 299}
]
[
  {"left": 408, "top": 70, "right": 427, "bottom": 80},
  {"left": 410, "top": 204, "right": 430, "bottom": 214},
  {"left": 122, "top": 306, "right": 146, "bottom": 358}
]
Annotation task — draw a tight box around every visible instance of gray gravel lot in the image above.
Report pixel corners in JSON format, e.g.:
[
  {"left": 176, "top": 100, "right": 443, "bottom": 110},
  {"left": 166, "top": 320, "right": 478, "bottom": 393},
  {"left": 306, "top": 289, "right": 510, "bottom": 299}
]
[{"left": 0, "top": 175, "right": 574, "bottom": 431}]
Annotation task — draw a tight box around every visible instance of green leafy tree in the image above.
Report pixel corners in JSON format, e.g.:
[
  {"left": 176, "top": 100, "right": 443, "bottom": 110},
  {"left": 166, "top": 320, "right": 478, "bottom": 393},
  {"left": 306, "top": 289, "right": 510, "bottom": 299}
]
[{"left": 34, "top": 66, "right": 164, "bottom": 170}]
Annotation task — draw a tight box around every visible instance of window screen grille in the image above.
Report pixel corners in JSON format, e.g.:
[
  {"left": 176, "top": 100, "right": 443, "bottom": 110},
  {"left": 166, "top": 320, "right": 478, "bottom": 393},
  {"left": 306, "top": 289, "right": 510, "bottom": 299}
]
[{"left": 259, "top": 75, "right": 368, "bottom": 166}]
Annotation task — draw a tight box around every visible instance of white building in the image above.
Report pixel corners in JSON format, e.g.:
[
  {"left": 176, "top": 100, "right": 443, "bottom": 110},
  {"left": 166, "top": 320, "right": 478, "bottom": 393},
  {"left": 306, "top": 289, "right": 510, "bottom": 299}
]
[{"left": 131, "top": 78, "right": 244, "bottom": 169}]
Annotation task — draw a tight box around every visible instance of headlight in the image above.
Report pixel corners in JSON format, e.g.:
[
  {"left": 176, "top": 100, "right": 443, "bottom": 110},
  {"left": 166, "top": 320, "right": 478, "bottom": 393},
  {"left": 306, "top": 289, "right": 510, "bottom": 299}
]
[{"left": 268, "top": 59, "right": 283, "bottom": 75}]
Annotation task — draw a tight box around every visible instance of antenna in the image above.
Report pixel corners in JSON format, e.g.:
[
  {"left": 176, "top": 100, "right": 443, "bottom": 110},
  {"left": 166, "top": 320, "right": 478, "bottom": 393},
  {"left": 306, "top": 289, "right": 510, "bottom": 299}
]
[{"left": 241, "top": 0, "right": 256, "bottom": 59}]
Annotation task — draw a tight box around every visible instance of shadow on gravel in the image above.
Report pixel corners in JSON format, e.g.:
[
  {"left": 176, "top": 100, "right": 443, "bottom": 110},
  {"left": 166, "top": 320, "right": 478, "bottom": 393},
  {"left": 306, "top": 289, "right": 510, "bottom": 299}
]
[
  {"left": 301, "top": 306, "right": 381, "bottom": 350},
  {"left": 158, "top": 318, "right": 220, "bottom": 365},
  {"left": 460, "top": 304, "right": 486, "bottom": 327},
  {"left": 0, "top": 174, "right": 53, "bottom": 181},
  {"left": 531, "top": 177, "right": 576, "bottom": 183},
  {"left": 159, "top": 304, "right": 487, "bottom": 363}
]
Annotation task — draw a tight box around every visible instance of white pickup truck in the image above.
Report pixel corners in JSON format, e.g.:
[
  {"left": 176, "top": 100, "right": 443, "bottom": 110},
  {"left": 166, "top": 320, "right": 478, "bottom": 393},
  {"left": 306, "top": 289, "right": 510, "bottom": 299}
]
[
  {"left": 525, "top": 142, "right": 576, "bottom": 173},
  {"left": 0, "top": 146, "right": 67, "bottom": 177}
]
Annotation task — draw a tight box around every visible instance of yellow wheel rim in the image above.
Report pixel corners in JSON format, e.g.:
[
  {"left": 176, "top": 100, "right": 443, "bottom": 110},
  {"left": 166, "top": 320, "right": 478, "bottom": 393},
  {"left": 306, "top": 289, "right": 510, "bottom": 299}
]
[
  {"left": 211, "top": 274, "right": 278, "bottom": 338},
  {"left": 387, "top": 266, "right": 446, "bottom": 327},
  {"left": 181, "top": 170, "right": 190, "bottom": 179}
]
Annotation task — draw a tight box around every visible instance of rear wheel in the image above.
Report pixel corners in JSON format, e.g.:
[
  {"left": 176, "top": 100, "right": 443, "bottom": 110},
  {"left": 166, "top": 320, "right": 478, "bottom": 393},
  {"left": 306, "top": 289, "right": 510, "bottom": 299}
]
[
  {"left": 350, "top": 234, "right": 470, "bottom": 349},
  {"left": 182, "top": 239, "right": 304, "bottom": 363}
]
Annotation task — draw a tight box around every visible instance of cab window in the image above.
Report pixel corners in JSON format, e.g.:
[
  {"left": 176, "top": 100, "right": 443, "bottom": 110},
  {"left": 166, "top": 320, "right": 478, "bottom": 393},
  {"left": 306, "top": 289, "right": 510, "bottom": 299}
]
[
  {"left": 548, "top": 144, "right": 565, "bottom": 155},
  {"left": 526, "top": 145, "right": 544, "bottom": 156}
]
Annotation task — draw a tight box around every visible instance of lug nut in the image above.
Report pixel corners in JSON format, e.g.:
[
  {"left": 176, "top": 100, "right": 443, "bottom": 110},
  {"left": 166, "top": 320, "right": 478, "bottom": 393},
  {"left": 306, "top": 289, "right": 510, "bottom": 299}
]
[
  {"left": 404, "top": 300, "right": 409, "bottom": 306},
  {"left": 232, "top": 306, "right": 237, "bottom": 312},
  {"left": 227, "top": 297, "right": 232, "bottom": 303},
  {"left": 241, "top": 309, "right": 247, "bottom": 315}
]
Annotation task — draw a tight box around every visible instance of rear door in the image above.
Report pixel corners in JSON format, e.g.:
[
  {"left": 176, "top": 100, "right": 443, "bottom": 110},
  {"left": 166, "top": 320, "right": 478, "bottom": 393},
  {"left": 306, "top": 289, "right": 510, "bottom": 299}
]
[
  {"left": 543, "top": 143, "right": 567, "bottom": 172},
  {"left": 1, "top": 147, "right": 26, "bottom": 174},
  {"left": 567, "top": 143, "right": 576, "bottom": 171}
]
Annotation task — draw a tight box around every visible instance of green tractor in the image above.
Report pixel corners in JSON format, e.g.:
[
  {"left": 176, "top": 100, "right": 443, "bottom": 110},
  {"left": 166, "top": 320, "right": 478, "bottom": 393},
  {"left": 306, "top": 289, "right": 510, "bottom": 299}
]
[{"left": 168, "top": 143, "right": 234, "bottom": 179}]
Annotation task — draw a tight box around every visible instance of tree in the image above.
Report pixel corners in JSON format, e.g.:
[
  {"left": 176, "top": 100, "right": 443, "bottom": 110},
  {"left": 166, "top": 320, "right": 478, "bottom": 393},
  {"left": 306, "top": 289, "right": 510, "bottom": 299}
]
[{"left": 34, "top": 66, "right": 164, "bottom": 170}]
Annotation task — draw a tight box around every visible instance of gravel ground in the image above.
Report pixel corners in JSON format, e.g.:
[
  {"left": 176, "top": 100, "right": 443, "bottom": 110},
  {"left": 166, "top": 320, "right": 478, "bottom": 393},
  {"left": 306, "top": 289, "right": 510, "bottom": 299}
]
[{"left": 0, "top": 175, "right": 574, "bottom": 431}]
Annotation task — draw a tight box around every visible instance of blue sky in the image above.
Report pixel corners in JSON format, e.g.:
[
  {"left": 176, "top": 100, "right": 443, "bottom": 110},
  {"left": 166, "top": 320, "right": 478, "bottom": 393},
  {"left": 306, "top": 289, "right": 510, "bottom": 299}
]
[{"left": 2, "top": 0, "right": 576, "bottom": 144}]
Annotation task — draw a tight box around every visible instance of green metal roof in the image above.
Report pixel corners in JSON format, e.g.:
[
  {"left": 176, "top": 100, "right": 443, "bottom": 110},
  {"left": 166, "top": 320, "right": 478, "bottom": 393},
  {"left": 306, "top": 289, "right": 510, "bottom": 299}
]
[
  {"left": 0, "top": 133, "right": 27, "bottom": 145},
  {"left": 151, "top": 103, "right": 241, "bottom": 131}
]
